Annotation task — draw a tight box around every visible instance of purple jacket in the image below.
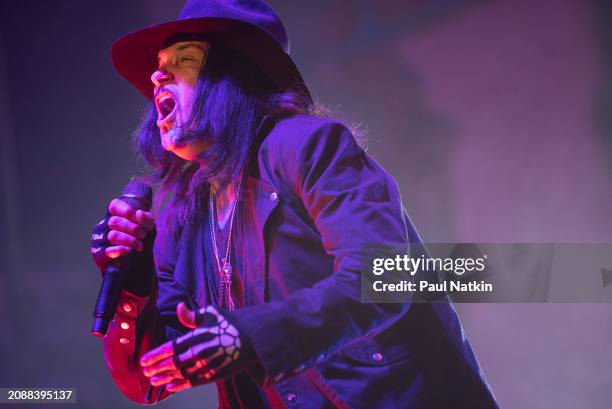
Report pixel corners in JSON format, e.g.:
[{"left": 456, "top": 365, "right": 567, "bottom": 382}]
[{"left": 102, "top": 114, "right": 498, "bottom": 408}]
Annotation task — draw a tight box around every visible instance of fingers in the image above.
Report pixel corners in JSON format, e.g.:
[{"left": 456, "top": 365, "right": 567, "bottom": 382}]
[
  {"left": 148, "top": 373, "right": 195, "bottom": 392},
  {"left": 107, "top": 229, "right": 143, "bottom": 252},
  {"left": 166, "top": 379, "right": 192, "bottom": 392},
  {"left": 109, "top": 199, "right": 138, "bottom": 223},
  {"left": 105, "top": 246, "right": 132, "bottom": 259},
  {"left": 103, "top": 200, "right": 155, "bottom": 261},
  {"left": 109, "top": 199, "right": 155, "bottom": 230},
  {"left": 184, "top": 357, "right": 207, "bottom": 375},
  {"left": 148, "top": 367, "right": 183, "bottom": 386},
  {"left": 201, "top": 367, "right": 217, "bottom": 380},
  {"left": 143, "top": 355, "right": 176, "bottom": 378},
  {"left": 177, "top": 302, "right": 197, "bottom": 330},
  {"left": 93, "top": 198, "right": 155, "bottom": 273},
  {"left": 141, "top": 341, "right": 174, "bottom": 368},
  {"left": 108, "top": 216, "right": 146, "bottom": 240},
  {"left": 136, "top": 209, "right": 155, "bottom": 231}
]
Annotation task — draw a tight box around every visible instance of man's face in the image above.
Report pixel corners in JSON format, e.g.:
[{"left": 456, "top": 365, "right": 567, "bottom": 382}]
[{"left": 151, "top": 40, "right": 209, "bottom": 161}]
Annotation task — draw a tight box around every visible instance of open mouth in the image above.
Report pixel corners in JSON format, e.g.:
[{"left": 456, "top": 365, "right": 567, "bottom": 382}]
[{"left": 155, "top": 92, "right": 177, "bottom": 132}]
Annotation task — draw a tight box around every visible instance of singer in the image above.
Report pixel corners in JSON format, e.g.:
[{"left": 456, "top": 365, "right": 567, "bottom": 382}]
[{"left": 90, "top": 0, "right": 498, "bottom": 407}]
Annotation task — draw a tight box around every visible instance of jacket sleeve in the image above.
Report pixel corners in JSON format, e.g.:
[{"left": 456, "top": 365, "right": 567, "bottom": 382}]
[
  {"left": 231, "top": 119, "right": 412, "bottom": 388},
  {"left": 101, "top": 288, "right": 173, "bottom": 404},
  {"left": 101, "top": 203, "right": 183, "bottom": 404}
]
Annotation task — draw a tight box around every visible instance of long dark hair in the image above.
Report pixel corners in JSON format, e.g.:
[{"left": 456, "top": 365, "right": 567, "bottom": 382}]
[{"left": 134, "top": 41, "right": 316, "bottom": 229}]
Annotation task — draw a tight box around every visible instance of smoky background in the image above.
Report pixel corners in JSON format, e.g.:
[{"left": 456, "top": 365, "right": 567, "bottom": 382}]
[{"left": 1, "top": 1, "right": 611, "bottom": 407}]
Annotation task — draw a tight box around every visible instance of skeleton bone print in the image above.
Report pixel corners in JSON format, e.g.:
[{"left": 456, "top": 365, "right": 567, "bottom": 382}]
[{"left": 173, "top": 305, "right": 242, "bottom": 381}]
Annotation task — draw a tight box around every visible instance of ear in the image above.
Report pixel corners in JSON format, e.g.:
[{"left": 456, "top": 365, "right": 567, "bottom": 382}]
[{"left": 176, "top": 301, "right": 197, "bottom": 329}]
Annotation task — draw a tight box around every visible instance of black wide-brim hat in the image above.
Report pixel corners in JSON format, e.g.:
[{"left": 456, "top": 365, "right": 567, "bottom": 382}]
[{"left": 111, "top": 0, "right": 311, "bottom": 102}]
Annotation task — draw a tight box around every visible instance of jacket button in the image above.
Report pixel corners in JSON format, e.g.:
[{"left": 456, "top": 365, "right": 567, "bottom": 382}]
[
  {"left": 122, "top": 303, "right": 132, "bottom": 312},
  {"left": 120, "top": 322, "right": 130, "bottom": 330},
  {"left": 269, "top": 192, "right": 278, "bottom": 202},
  {"left": 372, "top": 352, "right": 383, "bottom": 362},
  {"left": 286, "top": 392, "right": 297, "bottom": 403},
  {"left": 119, "top": 337, "right": 130, "bottom": 345}
]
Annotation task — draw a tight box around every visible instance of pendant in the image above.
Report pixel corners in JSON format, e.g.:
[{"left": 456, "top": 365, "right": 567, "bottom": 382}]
[{"left": 221, "top": 258, "right": 232, "bottom": 283}]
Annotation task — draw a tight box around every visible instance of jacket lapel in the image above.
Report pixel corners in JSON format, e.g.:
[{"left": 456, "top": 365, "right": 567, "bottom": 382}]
[{"left": 237, "top": 175, "right": 279, "bottom": 305}]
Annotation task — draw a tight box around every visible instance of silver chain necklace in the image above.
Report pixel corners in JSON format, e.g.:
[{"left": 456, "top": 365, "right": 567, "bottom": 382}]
[{"left": 209, "top": 174, "right": 244, "bottom": 311}]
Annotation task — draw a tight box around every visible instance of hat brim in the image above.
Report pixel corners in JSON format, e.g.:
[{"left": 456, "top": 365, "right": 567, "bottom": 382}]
[{"left": 111, "top": 17, "right": 310, "bottom": 101}]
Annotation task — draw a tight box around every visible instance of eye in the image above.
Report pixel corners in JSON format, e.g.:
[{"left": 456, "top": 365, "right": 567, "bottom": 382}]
[{"left": 179, "top": 56, "right": 194, "bottom": 63}]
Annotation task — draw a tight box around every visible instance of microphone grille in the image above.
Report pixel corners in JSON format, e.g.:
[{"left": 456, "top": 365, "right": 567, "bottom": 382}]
[{"left": 120, "top": 181, "right": 153, "bottom": 211}]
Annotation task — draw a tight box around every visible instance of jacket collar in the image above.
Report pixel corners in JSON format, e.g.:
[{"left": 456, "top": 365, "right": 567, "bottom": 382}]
[
  {"left": 256, "top": 114, "right": 275, "bottom": 137},
  {"left": 247, "top": 114, "right": 276, "bottom": 178}
]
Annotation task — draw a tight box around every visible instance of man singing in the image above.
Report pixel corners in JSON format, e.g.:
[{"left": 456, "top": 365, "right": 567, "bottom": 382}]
[{"left": 90, "top": 0, "right": 498, "bottom": 407}]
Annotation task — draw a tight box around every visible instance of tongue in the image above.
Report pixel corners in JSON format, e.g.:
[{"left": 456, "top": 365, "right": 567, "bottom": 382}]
[{"left": 160, "top": 98, "right": 176, "bottom": 119}]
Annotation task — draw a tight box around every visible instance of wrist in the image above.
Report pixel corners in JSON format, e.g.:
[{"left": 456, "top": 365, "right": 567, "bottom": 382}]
[
  {"left": 218, "top": 308, "right": 259, "bottom": 369},
  {"left": 123, "top": 228, "right": 157, "bottom": 297}
]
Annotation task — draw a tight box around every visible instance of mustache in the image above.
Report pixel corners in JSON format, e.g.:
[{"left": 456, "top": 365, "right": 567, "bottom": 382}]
[{"left": 154, "top": 86, "right": 176, "bottom": 99}]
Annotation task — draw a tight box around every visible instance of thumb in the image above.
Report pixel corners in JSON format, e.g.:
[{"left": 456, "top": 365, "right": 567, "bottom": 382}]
[{"left": 176, "top": 302, "right": 197, "bottom": 329}]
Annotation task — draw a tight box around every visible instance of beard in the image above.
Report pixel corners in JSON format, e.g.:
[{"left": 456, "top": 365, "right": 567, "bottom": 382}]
[
  {"left": 160, "top": 126, "right": 182, "bottom": 152},
  {"left": 159, "top": 122, "right": 211, "bottom": 161}
]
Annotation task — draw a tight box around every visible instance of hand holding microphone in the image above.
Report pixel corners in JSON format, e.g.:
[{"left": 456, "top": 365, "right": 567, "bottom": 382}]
[
  {"left": 90, "top": 181, "right": 156, "bottom": 336},
  {"left": 92, "top": 201, "right": 154, "bottom": 267}
]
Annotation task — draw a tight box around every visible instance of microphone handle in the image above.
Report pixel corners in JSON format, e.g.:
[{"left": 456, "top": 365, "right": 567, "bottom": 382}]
[{"left": 91, "top": 259, "right": 132, "bottom": 337}]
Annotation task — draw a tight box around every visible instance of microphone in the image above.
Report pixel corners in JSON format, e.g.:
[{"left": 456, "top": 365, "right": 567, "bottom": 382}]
[{"left": 91, "top": 181, "right": 153, "bottom": 337}]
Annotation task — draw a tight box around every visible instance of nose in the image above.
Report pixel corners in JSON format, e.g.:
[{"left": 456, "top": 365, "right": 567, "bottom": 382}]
[{"left": 151, "top": 68, "right": 174, "bottom": 88}]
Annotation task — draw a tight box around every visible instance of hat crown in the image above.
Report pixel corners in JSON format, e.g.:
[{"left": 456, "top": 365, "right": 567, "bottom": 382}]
[
  {"left": 178, "top": 0, "right": 290, "bottom": 53},
  {"left": 111, "top": 0, "right": 309, "bottom": 100}
]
